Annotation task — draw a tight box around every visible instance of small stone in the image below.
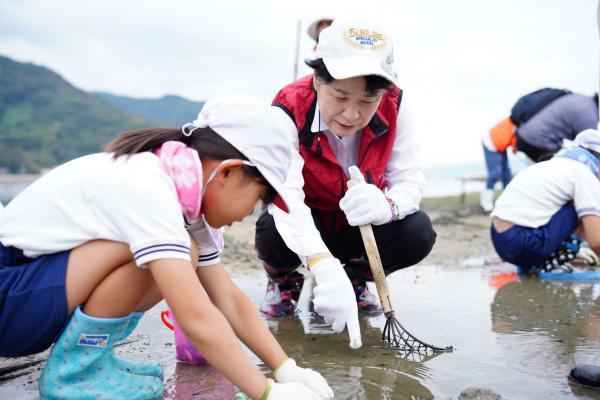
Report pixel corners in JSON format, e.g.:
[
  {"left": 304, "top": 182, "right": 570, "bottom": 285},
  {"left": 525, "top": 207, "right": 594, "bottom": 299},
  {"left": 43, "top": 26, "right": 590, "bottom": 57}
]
[{"left": 458, "top": 387, "right": 503, "bottom": 400}]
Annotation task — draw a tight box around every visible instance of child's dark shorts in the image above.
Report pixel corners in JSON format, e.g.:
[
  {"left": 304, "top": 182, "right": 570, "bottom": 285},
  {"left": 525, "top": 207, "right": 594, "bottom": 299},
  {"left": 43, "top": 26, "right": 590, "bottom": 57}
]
[
  {"left": 0, "top": 242, "right": 70, "bottom": 357},
  {"left": 490, "top": 203, "right": 578, "bottom": 268}
]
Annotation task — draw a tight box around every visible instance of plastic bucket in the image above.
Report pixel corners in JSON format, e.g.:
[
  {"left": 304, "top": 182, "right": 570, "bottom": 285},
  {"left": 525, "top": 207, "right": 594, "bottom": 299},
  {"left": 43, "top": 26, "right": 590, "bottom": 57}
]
[{"left": 161, "top": 309, "right": 208, "bottom": 365}]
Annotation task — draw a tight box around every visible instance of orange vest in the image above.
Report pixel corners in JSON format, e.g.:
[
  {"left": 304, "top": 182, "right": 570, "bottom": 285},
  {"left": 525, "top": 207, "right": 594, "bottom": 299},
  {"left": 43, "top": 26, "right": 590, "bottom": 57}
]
[{"left": 490, "top": 117, "right": 516, "bottom": 153}]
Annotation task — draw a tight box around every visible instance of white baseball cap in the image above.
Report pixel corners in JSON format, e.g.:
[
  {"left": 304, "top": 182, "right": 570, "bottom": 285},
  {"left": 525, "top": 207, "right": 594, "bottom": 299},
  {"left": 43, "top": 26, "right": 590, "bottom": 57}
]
[
  {"left": 574, "top": 129, "right": 600, "bottom": 153},
  {"left": 191, "top": 95, "right": 293, "bottom": 213},
  {"left": 315, "top": 19, "right": 398, "bottom": 86}
]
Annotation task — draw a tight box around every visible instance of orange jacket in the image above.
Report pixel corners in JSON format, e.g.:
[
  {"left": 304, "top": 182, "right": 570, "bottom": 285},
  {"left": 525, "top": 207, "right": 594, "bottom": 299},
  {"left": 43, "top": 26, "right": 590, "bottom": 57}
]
[{"left": 490, "top": 117, "right": 516, "bottom": 153}]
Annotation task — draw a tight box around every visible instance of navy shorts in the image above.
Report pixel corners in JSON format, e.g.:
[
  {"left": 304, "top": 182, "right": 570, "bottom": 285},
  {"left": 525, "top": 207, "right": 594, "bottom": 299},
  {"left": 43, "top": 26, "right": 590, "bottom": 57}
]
[
  {"left": 490, "top": 203, "right": 578, "bottom": 268},
  {"left": 0, "top": 242, "right": 70, "bottom": 357}
]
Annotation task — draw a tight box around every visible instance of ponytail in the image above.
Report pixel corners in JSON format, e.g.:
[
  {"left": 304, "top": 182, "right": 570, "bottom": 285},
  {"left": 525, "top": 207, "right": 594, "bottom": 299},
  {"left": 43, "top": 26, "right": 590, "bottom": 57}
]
[{"left": 105, "top": 126, "right": 277, "bottom": 203}]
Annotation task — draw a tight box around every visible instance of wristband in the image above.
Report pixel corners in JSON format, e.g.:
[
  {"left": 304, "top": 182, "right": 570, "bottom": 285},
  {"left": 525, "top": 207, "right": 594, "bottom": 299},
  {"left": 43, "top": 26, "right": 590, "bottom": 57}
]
[
  {"left": 273, "top": 357, "right": 291, "bottom": 377},
  {"left": 260, "top": 378, "right": 274, "bottom": 400},
  {"left": 307, "top": 257, "right": 328, "bottom": 270}
]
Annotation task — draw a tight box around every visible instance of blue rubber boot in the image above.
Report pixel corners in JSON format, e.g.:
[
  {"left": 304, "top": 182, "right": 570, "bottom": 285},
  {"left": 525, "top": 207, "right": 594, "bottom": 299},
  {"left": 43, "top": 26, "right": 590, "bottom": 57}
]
[
  {"left": 39, "top": 307, "right": 163, "bottom": 400},
  {"left": 110, "top": 312, "right": 163, "bottom": 379}
]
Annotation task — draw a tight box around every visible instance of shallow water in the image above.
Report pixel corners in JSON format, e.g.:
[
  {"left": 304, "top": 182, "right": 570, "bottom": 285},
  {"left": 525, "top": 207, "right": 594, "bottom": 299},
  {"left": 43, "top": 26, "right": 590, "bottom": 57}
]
[
  {"left": 239, "top": 262, "right": 600, "bottom": 399},
  {"left": 3, "top": 262, "right": 600, "bottom": 399}
]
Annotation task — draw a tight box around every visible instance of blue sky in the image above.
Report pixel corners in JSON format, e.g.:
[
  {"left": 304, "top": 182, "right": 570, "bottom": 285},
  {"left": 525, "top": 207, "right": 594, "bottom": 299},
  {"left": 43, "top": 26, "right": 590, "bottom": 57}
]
[{"left": 0, "top": 0, "right": 598, "bottom": 167}]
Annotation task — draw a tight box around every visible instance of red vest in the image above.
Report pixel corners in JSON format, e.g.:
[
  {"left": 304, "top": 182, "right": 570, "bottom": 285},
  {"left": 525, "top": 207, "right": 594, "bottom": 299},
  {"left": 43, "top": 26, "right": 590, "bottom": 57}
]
[{"left": 273, "top": 75, "right": 402, "bottom": 230}]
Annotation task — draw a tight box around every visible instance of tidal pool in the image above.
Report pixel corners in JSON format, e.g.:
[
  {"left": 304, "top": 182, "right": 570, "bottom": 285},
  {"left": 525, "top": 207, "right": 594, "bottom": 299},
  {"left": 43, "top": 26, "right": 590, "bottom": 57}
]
[
  {"left": 3, "top": 262, "right": 600, "bottom": 399},
  {"left": 239, "top": 262, "right": 600, "bottom": 399}
]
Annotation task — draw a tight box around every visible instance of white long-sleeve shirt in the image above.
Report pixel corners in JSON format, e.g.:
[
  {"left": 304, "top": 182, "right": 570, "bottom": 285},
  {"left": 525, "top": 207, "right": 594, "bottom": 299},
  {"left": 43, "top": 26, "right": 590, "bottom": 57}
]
[{"left": 268, "top": 95, "right": 425, "bottom": 263}]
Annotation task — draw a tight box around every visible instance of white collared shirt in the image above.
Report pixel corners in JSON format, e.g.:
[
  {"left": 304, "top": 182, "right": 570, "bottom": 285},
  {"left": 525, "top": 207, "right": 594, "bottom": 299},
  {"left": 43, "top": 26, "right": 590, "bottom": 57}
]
[
  {"left": 492, "top": 157, "right": 600, "bottom": 227},
  {"left": 269, "top": 95, "right": 425, "bottom": 263},
  {"left": 0, "top": 153, "right": 221, "bottom": 267}
]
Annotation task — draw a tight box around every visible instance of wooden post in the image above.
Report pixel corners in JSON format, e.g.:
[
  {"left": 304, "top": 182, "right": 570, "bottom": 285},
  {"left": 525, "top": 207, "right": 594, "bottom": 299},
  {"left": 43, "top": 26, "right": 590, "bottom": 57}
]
[{"left": 293, "top": 19, "right": 301, "bottom": 81}]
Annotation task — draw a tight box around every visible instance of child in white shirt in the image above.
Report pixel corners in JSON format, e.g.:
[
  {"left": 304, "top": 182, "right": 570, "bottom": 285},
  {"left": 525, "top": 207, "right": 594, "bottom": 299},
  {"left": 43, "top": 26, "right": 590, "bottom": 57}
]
[
  {"left": 491, "top": 129, "right": 600, "bottom": 274},
  {"left": 0, "top": 96, "right": 333, "bottom": 400}
]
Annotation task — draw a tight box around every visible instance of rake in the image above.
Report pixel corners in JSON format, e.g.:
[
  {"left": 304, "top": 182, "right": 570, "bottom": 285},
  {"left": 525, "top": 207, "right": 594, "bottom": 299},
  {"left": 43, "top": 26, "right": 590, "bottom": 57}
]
[{"left": 348, "top": 179, "right": 453, "bottom": 353}]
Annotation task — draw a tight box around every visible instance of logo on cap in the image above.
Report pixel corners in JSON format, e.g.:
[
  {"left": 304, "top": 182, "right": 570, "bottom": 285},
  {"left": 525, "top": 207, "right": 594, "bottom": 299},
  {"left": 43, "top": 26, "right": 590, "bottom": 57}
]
[{"left": 344, "top": 28, "right": 387, "bottom": 50}]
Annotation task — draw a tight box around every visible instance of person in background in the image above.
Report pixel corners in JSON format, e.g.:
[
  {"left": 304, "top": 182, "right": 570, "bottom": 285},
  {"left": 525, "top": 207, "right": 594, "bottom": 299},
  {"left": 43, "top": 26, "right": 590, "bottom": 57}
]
[
  {"left": 255, "top": 19, "right": 436, "bottom": 349},
  {"left": 0, "top": 97, "right": 333, "bottom": 400},
  {"left": 516, "top": 92, "right": 599, "bottom": 162},
  {"left": 480, "top": 117, "right": 516, "bottom": 212},
  {"left": 307, "top": 18, "right": 333, "bottom": 49},
  {"left": 490, "top": 129, "right": 600, "bottom": 275}
]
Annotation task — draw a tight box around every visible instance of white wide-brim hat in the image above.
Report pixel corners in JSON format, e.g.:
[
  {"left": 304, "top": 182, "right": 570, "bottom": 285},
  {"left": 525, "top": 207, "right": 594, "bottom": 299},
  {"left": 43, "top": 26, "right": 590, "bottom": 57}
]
[
  {"left": 191, "top": 95, "right": 293, "bottom": 213},
  {"left": 316, "top": 19, "right": 398, "bottom": 86}
]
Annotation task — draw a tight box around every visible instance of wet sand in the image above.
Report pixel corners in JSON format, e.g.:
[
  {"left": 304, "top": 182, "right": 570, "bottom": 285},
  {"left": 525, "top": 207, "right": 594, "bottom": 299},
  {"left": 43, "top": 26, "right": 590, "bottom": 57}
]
[{"left": 3, "top": 198, "right": 600, "bottom": 399}]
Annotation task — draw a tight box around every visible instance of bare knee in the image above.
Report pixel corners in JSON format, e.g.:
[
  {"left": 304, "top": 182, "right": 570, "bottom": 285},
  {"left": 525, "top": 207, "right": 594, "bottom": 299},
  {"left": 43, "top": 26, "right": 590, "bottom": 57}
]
[{"left": 65, "top": 240, "right": 136, "bottom": 313}]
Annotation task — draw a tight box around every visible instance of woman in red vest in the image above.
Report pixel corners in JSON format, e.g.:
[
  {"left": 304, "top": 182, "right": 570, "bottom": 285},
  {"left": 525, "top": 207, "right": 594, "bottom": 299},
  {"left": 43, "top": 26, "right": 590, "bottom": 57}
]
[{"left": 255, "top": 19, "right": 436, "bottom": 347}]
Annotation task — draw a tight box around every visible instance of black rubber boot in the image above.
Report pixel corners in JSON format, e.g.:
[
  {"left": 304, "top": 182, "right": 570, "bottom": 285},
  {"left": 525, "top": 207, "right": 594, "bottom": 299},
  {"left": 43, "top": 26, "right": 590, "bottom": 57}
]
[{"left": 569, "top": 364, "right": 600, "bottom": 389}]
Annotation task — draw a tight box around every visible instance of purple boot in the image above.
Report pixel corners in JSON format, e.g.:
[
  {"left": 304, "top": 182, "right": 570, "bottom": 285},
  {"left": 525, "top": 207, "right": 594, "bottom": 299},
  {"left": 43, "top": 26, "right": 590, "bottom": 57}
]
[
  {"left": 259, "top": 272, "right": 304, "bottom": 317},
  {"left": 351, "top": 279, "right": 383, "bottom": 313},
  {"left": 345, "top": 259, "right": 383, "bottom": 313}
]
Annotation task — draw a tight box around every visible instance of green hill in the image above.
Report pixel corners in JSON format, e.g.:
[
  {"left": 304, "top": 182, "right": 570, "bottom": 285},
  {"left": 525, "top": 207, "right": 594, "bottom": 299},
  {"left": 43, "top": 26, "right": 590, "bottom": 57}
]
[
  {"left": 94, "top": 92, "right": 204, "bottom": 128},
  {"left": 0, "top": 55, "right": 155, "bottom": 173}
]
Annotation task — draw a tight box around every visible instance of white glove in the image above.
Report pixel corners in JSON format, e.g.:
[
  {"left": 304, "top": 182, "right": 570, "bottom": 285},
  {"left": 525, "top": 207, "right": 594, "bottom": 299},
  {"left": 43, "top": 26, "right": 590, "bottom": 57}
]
[
  {"left": 339, "top": 166, "right": 391, "bottom": 226},
  {"left": 266, "top": 380, "right": 322, "bottom": 400},
  {"left": 274, "top": 358, "right": 333, "bottom": 399},
  {"left": 311, "top": 258, "right": 362, "bottom": 349},
  {"left": 576, "top": 246, "right": 599, "bottom": 266}
]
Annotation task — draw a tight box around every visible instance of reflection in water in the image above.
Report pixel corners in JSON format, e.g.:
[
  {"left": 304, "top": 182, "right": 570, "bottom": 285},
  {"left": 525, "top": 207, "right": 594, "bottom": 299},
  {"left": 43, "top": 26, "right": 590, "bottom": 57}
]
[
  {"left": 490, "top": 273, "right": 600, "bottom": 398},
  {"left": 8, "top": 265, "right": 600, "bottom": 398},
  {"left": 491, "top": 277, "right": 600, "bottom": 351},
  {"left": 164, "top": 362, "right": 237, "bottom": 399},
  {"left": 104, "top": 268, "right": 600, "bottom": 399},
  {"left": 264, "top": 280, "right": 436, "bottom": 400}
]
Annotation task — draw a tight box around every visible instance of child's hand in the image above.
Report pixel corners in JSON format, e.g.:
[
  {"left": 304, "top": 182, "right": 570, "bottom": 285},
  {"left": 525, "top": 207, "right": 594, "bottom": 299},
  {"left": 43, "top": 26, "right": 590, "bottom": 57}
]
[
  {"left": 265, "top": 380, "right": 322, "bottom": 399},
  {"left": 274, "top": 358, "right": 333, "bottom": 399}
]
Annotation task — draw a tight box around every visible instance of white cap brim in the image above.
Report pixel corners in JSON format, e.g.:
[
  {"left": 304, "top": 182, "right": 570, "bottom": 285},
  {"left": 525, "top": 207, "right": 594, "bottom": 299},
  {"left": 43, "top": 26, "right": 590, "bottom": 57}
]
[
  {"left": 252, "top": 161, "right": 290, "bottom": 213},
  {"left": 323, "top": 55, "right": 398, "bottom": 87}
]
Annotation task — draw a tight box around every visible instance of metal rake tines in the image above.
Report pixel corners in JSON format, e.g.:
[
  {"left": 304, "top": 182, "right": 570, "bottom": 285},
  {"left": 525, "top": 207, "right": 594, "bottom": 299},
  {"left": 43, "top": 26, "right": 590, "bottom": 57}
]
[{"left": 382, "top": 311, "right": 453, "bottom": 353}]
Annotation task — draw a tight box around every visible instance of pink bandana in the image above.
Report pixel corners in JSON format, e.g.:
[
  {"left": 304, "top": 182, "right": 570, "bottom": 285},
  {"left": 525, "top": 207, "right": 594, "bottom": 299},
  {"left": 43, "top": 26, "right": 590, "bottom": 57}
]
[
  {"left": 154, "top": 141, "right": 203, "bottom": 219},
  {"left": 154, "top": 141, "right": 225, "bottom": 251}
]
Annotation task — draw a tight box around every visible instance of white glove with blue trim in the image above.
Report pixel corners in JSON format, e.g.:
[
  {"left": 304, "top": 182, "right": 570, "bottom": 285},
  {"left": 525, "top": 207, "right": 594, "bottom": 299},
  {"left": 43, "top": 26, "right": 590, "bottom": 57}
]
[{"left": 339, "top": 166, "right": 391, "bottom": 226}]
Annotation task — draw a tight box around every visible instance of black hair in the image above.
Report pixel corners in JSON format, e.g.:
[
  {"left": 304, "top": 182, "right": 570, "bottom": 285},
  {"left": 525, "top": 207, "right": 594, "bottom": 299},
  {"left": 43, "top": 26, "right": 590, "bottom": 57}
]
[
  {"left": 305, "top": 58, "right": 391, "bottom": 96},
  {"left": 105, "top": 127, "right": 276, "bottom": 204}
]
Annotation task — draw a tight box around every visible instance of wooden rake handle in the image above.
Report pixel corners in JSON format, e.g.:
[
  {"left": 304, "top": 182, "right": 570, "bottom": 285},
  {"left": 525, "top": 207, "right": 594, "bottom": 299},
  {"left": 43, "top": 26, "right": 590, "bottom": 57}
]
[{"left": 347, "top": 179, "right": 394, "bottom": 314}]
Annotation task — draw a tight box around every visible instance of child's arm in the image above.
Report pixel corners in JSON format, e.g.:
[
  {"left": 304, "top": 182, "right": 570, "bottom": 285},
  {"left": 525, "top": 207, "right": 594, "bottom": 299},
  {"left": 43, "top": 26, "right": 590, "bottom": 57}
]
[
  {"left": 196, "top": 263, "right": 287, "bottom": 368},
  {"left": 196, "top": 264, "right": 333, "bottom": 399},
  {"left": 581, "top": 215, "right": 600, "bottom": 254},
  {"left": 149, "top": 259, "right": 269, "bottom": 399}
]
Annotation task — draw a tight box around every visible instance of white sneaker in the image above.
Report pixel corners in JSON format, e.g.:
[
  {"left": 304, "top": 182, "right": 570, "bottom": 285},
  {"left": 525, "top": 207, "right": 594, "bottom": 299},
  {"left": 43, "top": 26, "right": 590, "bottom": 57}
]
[
  {"left": 574, "top": 246, "right": 599, "bottom": 266},
  {"left": 480, "top": 189, "right": 494, "bottom": 213}
]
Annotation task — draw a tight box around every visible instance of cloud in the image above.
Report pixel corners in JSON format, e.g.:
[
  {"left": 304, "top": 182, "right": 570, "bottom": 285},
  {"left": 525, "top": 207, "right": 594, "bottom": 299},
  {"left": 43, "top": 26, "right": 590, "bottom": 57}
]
[{"left": 0, "top": 0, "right": 598, "bottom": 166}]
